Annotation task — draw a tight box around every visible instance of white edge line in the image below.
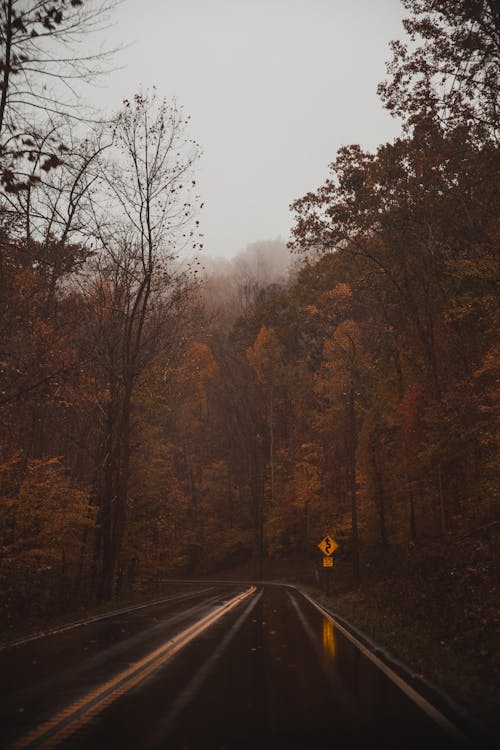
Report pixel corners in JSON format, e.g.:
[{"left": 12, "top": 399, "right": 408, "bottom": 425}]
[
  {"left": 0, "top": 587, "right": 217, "bottom": 652},
  {"left": 6, "top": 586, "right": 258, "bottom": 750},
  {"left": 300, "top": 590, "right": 466, "bottom": 741}
]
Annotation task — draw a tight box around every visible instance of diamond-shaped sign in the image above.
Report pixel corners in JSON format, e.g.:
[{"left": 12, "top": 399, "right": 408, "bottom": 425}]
[{"left": 318, "top": 535, "right": 338, "bottom": 556}]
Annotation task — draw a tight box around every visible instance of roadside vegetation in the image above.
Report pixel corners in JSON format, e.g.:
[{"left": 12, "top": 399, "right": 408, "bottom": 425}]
[
  {"left": 297, "top": 538, "right": 498, "bottom": 734},
  {"left": 0, "top": 0, "right": 498, "bottom": 731}
]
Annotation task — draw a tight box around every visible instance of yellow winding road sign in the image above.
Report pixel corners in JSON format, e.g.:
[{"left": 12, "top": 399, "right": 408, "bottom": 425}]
[{"left": 318, "top": 535, "right": 338, "bottom": 556}]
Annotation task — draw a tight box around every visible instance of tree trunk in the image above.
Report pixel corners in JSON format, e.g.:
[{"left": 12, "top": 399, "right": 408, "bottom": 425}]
[
  {"left": 251, "top": 445, "right": 265, "bottom": 580},
  {"left": 348, "top": 386, "right": 359, "bottom": 583},
  {"left": 370, "top": 437, "right": 388, "bottom": 548},
  {"left": 437, "top": 465, "right": 446, "bottom": 534},
  {"left": 269, "top": 389, "right": 274, "bottom": 505},
  {"left": 97, "top": 394, "right": 119, "bottom": 602},
  {"left": 0, "top": 1, "right": 12, "bottom": 137},
  {"left": 110, "top": 383, "right": 132, "bottom": 597}
]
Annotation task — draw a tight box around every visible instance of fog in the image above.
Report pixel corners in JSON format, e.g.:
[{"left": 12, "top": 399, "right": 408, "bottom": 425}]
[{"left": 86, "top": 0, "right": 406, "bottom": 259}]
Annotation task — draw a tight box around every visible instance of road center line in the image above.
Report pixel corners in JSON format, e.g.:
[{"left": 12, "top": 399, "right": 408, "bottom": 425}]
[{"left": 7, "top": 586, "right": 256, "bottom": 750}]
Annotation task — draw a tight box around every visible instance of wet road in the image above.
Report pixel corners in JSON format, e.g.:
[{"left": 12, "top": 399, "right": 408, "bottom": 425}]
[{"left": 0, "top": 583, "right": 477, "bottom": 749}]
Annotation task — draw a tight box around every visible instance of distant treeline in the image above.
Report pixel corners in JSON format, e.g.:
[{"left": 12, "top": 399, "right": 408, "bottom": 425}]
[{"left": 0, "top": 1, "right": 498, "bottom": 626}]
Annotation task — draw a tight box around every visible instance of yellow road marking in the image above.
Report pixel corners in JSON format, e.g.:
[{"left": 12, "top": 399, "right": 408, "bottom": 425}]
[{"left": 8, "top": 586, "right": 256, "bottom": 750}]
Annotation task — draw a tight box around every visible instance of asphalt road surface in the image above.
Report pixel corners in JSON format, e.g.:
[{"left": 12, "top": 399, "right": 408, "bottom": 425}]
[{"left": 0, "top": 582, "right": 483, "bottom": 749}]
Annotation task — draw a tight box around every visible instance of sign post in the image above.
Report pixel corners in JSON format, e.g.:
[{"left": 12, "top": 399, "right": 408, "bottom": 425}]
[{"left": 318, "top": 534, "right": 338, "bottom": 595}]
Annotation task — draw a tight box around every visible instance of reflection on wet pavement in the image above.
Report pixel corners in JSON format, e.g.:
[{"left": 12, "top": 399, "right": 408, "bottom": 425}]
[
  {"left": 322, "top": 617, "right": 335, "bottom": 659},
  {"left": 166, "top": 585, "right": 474, "bottom": 749},
  {"left": 0, "top": 584, "right": 480, "bottom": 750},
  {"left": 160, "top": 586, "right": 468, "bottom": 749}
]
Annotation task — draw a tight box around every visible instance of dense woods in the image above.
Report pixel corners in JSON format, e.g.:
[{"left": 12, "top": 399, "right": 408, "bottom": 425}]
[{"left": 0, "top": 0, "right": 498, "bottom": 665}]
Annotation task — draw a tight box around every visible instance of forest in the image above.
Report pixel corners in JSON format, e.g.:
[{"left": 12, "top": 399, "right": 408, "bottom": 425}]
[{"left": 0, "top": 3, "right": 498, "bottom": 715}]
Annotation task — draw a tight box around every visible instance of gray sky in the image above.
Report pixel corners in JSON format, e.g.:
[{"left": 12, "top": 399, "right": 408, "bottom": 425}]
[{"left": 91, "top": 0, "right": 406, "bottom": 258}]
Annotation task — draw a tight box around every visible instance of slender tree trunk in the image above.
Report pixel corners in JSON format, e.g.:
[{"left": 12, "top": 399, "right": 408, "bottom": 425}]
[
  {"left": 0, "top": 0, "right": 12, "bottom": 137},
  {"left": 251, "top": 446, "right": 265, "bottom": 580},
  {"left": 110, "top": 386, "right": 131, "bottom": 597},
  {"left": 74, "top": 493, "right": 95, "bottom": 596},
  {"left": 256, "top": 481, "right": 265, "bottom": 580},
  {"left": 98, "top": 396, "right": 118, "bottom": 602},
  {"left": 370, "top": 437, "right": 388, "bottom": 548},
  {"left": 269, "top": 389, "right": 274, "bottom": 505},
  {"left": 187, "top": 454, "right": 202, "bottom": 568},
  {"left": 227, "top": 471, "right": 234, "bottom": 530},
  {"left": 394, "top": 347, "right": 417, "bottom": 544},
  {"left": 348, "top": 386, "right": 359, "bottom": 583},
  {"left": 402, "top": 447, "right": 417, "bottom": 544},
  {"left": 437, "top": 466, "right": 446, "bottom": 534},
  {"left": 408, "top": 483, "right": 417, "bottom": 543},
  {"left": 304, "top": 500, "right": 310, "bottom": 549},
  {"left": 59, "top": 548, "right": 67, "bottom": 609},
  {"left": 426, "top": 314, "right": 447, "bottom": 534}
]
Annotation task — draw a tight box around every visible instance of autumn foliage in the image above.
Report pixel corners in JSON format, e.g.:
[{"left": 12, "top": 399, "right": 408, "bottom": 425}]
[{"left": 0, "top": 0, "right": 498, "bottom": 648}]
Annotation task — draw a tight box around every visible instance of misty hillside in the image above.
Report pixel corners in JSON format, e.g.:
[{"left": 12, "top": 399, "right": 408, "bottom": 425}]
[
  {"left": 200, "top": 239, "right": 297, "bottom": 321},
  {"left": 202, "top": 239, "right": 293, "bottom": 283}
]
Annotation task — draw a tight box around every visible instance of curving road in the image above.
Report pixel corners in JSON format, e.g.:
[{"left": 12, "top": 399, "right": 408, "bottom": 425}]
[{"left": 0, "top": 583, "right": 480, "bottom": 749}]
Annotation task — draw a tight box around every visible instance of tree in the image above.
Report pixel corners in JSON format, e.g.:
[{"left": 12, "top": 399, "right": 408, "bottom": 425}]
[
  {"left": 246, "top": 325, "right": 285, "bottom": 505},
  {"left": 0, "top": 450, "right": 91, "bottom": 615},
  {"left": 86, "top": 93, "right": 201, "bottom": 600},
  {"left": 0, "top": 0, "right": 120, "bottom": 193},
  {"left": 378, "top": 0, "right": 499, "bottom": 141},
  {"left": 315, "top": 319, "right": 367, "bottom": 582}
]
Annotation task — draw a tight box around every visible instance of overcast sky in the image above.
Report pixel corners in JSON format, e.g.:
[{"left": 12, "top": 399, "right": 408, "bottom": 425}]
[{"left": 90, "top": 0, "right": 406, "bottom": 258}]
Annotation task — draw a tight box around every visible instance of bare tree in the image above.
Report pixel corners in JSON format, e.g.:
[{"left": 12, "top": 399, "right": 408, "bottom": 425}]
[
  {"left": 0, "top": 0, "right": 120, "bottom": 192},
  {"left": 87, "top": 93, "right": 202, "bottom": 599}
]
